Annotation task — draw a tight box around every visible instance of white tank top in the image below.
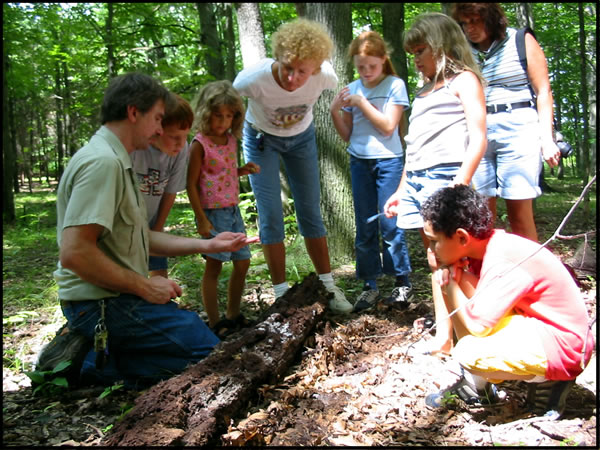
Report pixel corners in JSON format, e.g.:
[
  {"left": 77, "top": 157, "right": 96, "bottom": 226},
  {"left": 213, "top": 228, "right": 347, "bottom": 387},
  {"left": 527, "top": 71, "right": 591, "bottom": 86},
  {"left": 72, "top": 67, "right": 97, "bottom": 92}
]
[{"left": 404, "top": 79, "right": 468, "bottom": 171}]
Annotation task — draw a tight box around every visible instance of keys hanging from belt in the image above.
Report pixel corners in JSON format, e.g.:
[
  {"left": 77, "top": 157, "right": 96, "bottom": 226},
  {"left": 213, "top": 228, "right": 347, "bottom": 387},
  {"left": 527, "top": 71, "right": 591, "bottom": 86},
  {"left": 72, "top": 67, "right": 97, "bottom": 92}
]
[{"left": 94, "top": 299, "right": 109, "bottom": 370}]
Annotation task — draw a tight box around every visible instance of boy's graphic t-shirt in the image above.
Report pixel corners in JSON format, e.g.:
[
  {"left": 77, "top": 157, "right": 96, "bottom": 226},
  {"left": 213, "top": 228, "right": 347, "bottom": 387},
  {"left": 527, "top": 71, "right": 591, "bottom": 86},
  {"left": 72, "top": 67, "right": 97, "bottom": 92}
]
[
  {"left": 130, "top": 144, "right": 189, "bottom": 228},
  {"left": 193, "top": 132, "right": 239, "bottom": 209},
  {"left": 233, "top": 58, "right": 338, "bottom": 137}
]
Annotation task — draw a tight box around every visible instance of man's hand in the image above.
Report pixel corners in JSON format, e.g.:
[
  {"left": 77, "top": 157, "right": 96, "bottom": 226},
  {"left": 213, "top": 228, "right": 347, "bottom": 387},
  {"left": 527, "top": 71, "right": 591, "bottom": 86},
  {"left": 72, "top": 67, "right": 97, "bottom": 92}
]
[{"left": 143, "top": 276, "right": 183, "bottom": 304}]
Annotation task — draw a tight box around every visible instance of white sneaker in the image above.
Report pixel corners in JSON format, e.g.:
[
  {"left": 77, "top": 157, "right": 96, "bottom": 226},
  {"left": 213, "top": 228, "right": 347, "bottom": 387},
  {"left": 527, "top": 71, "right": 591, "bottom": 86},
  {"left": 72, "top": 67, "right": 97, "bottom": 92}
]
[{"left": 326, "top": 285, "right": 353, "bottom": 314}]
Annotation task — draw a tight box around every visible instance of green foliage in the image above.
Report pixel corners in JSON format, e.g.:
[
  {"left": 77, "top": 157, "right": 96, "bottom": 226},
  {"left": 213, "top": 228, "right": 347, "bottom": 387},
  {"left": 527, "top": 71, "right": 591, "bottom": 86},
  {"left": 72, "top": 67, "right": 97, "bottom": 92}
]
[
  {"left": 440, "top": 390, "right": 458, "bottom": 407},
  {"left": 25, "top": 360, "right": 72, "bottom": 397},
  {"left": 99, "top": 383, "right": 124, "bottom": 400}
]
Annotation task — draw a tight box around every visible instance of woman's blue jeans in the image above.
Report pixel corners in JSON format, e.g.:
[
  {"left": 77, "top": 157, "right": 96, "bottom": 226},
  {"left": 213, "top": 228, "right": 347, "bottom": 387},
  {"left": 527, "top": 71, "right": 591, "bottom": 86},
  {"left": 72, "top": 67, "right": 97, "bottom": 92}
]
[
  {"left": 242, "top": 121, "right": 327, "bottom": 244},
  {"left": 61, "top": 295, "right": 219, "bottom": 388},
  {"left": 350, "top": 155, "right": 412, "bottom": 281}
]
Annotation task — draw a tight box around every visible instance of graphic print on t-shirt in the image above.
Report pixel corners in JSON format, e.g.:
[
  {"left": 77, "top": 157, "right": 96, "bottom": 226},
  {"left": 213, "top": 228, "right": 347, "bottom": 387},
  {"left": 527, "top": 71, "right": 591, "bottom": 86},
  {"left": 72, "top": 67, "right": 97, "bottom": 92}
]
[
  {"left": 270, "top": 104, "right": 309, "bottom": 129},
  {"left": 137, "top": 169, "right": 168, "bottom": 197}
]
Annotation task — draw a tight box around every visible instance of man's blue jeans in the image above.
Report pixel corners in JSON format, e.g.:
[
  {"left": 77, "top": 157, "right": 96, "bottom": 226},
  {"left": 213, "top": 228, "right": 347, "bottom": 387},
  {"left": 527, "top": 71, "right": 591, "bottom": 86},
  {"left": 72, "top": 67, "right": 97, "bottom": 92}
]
[
  {"left": 61, "top": 295, "right": 219, "bottom": 388},
  {"left": 350, "top": 155, "right": 412, "bottom": 281}
]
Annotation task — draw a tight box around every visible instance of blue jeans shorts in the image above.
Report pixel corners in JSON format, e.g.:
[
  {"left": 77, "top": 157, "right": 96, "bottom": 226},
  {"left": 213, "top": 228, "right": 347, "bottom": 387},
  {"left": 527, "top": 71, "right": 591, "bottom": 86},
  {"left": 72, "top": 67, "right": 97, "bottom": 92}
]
[
  {"left": 472, "top": 107, "right": 542, "bottom": 200},
  {"left": 148, "top": 255, "right": 168, "bottom": 271},
  {"left": 396, "top": 164, "right": 460, "bottom": 229},
  {"left": 61, "top": 296, "right": 219, "bottom": 388},
  {"left": 242, "top": 121, "right": 327, "bottom": 244},
  {"left": 201, "top": 206, "right": 251, "bottom": 261}
]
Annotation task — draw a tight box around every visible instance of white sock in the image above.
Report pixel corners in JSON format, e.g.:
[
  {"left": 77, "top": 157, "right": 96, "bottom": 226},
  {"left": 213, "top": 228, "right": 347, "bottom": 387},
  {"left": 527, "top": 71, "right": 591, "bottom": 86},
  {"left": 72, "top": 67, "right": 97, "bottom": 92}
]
[
  {"left": 463, "top": 370, "right": 489, "bottom": 390},
  {"left": 273, "top": 282, "right": 290, "bottom": 298},
  {"left": 318, "top": 273, "right": 335, "bottom": 290}
]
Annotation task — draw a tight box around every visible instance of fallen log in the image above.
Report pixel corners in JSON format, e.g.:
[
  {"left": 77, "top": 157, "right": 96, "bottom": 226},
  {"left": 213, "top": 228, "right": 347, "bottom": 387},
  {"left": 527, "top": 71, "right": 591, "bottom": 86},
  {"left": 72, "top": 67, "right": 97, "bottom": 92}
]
[{"left": 102, "top": 273, "right": 329, "bottom": 447}]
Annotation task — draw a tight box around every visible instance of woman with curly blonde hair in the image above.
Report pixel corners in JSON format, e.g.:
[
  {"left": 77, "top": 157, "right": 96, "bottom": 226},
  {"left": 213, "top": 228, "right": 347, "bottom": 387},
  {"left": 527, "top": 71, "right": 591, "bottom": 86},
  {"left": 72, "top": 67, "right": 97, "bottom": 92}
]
[{"left": 233, "top": 18, "right": 353, "bottom": 314}]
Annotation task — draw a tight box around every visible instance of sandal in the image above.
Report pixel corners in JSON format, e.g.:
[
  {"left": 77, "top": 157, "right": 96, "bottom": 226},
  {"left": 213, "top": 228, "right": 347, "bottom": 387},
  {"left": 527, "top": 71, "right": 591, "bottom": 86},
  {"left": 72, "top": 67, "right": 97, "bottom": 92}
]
[
  {"left": 413, "top": 314, "right": 435, "bottom": 333},
  {"left": 212, "top": 317, "right": 238, "bottom": 340},
  {"left": 425, "top": 370, "right": 499, "bottom": 408},
  {"left": 233, "top": 313, "right": 252, "bottom": 328}
]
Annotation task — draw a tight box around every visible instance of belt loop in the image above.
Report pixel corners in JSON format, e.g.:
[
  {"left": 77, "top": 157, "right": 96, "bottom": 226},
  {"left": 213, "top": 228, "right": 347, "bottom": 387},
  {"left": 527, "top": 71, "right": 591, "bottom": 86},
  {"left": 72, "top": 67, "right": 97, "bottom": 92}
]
[{"left": 506, "top": 103, "right": 512, "bottom": 113}]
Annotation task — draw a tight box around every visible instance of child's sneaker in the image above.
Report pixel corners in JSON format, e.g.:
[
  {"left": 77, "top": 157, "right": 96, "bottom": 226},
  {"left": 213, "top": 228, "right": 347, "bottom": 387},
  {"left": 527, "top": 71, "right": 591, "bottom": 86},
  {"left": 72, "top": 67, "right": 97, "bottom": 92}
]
[
  {"left": 426, "top": 374, "right": 499, "bottom": 408},
  {"left": 382, "top": 285, "right": 414, "bottom": 309},
  {"left": 526, "top": 379, "right": 575, "bottom": 420},
  {"left": 353, "top": 288, "right": 381, "bottom": 313},
  {"left": 326, "top": 285, "right": 353, "bottom": 314}
]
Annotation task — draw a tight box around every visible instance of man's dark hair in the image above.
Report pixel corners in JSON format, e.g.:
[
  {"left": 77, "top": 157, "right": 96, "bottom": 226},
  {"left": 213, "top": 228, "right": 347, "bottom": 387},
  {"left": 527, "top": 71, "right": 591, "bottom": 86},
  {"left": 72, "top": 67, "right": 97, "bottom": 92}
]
[
  {"left": 451, "top": 3, "right": 509, "bottom": 44},
  {"left": 100, "top": 72, "right": 173, "bottom": 124},
  {"left": 421, "top": 185, "right": 494, "bottom": 239}
]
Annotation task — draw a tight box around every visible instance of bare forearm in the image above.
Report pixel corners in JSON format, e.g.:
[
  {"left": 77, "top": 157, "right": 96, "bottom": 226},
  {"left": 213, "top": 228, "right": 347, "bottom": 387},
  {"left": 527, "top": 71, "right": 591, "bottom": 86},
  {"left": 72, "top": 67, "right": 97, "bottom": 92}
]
[
  {"left": 535, "top": 88, "right": 555, "bottom": 142},
  {"left": 456, "top": 135, "right": 487, "bottom": 186},
  {"left": 446, "top": 281, "right": 488, "bottom": 336},
  {"left": 357, "top": 99, "right": 397, "bottom": 136},
  {"left": 61, "top": 239, "right": 149, "bottom": 299},
  {"left": 330, "top": 109, "right": 351, "bottom": 142},
  {"left": 149, "top": 230, "right": 205, "bottom": 256},
  {"left": 151, "top": 193, "right": 177, "bottom": 231}
]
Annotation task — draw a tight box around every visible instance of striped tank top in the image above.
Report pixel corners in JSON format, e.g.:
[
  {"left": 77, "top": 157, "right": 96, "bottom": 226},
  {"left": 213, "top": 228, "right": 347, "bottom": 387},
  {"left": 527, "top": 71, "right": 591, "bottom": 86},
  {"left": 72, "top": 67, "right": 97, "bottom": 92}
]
[{"left": 473, "top": 27, "right": 534, "bottom": 105}]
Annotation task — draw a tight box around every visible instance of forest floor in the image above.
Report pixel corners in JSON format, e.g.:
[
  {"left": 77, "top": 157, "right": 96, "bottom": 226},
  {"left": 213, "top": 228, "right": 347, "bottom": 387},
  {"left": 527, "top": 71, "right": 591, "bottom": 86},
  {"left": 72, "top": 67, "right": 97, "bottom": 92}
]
[
  {"left": 3, "top": 262, "right": 597, "bottom": 447},
  {"left": 3, "top": 177, "right": 598, "bottom": 447}
]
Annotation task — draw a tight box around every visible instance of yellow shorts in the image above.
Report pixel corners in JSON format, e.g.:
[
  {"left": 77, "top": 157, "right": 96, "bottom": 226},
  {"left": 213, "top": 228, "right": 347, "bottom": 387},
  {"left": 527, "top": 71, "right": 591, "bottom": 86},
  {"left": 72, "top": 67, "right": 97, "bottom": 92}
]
[{"left": 453, "top": 315, "right": 548, "bottom": 380}]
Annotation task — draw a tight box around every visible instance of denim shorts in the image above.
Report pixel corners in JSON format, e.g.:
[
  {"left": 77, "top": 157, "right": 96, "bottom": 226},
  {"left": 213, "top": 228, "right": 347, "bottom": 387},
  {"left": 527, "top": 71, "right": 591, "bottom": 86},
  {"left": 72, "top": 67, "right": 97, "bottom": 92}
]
[
  {"left": 200, "top": 206, "right": 251, "bottom": 261},
  {"left": 472, "top": 107, "right": 542, "bottom": 200},
  {"left": 396, "top": 164, "right": 460, "bottom": 229},
  {"left": 242, "top": 121, "right": 326, "bottom": 244},
  {"left": 148, "top": 255, "right": 168, "bottom": 271}
]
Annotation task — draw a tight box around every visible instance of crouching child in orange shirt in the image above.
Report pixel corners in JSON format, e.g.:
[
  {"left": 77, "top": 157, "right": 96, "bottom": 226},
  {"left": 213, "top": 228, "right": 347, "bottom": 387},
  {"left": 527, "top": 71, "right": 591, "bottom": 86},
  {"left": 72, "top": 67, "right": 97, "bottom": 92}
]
[{"left": 420, "top": 184, "right": 594, "bottom": 420}]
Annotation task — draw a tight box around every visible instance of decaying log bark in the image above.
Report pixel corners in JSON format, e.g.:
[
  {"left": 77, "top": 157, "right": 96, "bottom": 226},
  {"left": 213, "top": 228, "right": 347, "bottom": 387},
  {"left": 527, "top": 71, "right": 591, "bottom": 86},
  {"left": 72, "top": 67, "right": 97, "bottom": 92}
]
[{"left": 102, "top": 273, "right": 329, "bottom": 447}]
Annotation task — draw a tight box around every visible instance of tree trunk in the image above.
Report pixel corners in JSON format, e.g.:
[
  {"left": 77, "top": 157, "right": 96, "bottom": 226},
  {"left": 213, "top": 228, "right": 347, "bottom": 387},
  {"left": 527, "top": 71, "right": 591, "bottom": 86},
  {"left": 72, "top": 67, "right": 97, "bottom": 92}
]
[
  {"left": 8, "top": 95, "right": 20, "bottom": 194},
  {"left": 222, "top": 4, "right": 236, "bottom": 82},
  {"left": 304, "top": 2, "right": 355, "bottom": 261},
  {"left": 105, "top": 3, "right": 116, "bottom": 79},
  {"left": 234, "top": 3, "right": 266, "bottom": 69},
  {"left": 102, "top": 273, "right": 329, "bottom": 447},
  {"left": 516, "top": 3, "right": 535, "bottom": 29},
  {"left": 54, "top": 59, "right": 65, "bottom": 181},
  {"left": 3, "top": 46, "right": 16, "bottom": 222},
  {"left": 577, "top": 4, "right": 591, "bottom": 225},
  {"left": 196, "top": 2, "right": 225, "bottom": 80},
  {"left": 27, "top": 117, "right": 34, "bottom": 192},
  {"left": 36, "top": 111, "right": 51, "bottom": 186},
  {"left": 382, "top": 3, "right": 408, "bottom": 84}
]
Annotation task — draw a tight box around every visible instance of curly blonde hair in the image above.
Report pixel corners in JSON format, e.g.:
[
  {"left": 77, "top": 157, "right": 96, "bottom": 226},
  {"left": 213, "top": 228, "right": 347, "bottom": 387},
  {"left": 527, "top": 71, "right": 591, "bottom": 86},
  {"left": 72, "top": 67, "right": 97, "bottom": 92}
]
[
  {"left": 192, "top": 80, "right": 245, "bottom": 140},
  {"left": 271, "top": 18, "right": 333, "bottom": 73},
  {"left": 404, "top": 13, "right": 485, "bottom": 88}
]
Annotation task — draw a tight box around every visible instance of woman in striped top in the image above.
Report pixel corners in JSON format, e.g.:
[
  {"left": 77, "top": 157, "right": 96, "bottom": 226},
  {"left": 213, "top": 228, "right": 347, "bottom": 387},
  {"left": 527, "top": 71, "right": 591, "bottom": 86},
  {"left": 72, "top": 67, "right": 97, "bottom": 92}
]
[{"left": 451, "top": 3, "right": 561, "bottom": 243}]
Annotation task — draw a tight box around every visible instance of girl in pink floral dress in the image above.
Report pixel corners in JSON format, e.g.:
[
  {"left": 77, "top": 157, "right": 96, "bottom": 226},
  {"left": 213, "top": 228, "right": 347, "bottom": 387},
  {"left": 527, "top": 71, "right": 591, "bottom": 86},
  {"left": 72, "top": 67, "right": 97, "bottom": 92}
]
[{"left": 187, "top": 80, "right": 260, "bottom": 338}]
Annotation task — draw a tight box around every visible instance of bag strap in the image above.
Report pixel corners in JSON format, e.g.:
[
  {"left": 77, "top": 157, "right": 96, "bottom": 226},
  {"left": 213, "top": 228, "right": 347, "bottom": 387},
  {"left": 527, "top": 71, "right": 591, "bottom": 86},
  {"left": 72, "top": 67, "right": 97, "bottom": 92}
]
[{"left": 516, "top": 27, "right": 538, "bottom": 107}]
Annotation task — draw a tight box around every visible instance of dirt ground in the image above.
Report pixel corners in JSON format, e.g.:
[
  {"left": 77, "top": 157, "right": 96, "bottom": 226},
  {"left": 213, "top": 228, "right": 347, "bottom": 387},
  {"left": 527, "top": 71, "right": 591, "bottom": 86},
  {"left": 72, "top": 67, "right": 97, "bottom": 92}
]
[{"left": 2, "top": 263, "right": 597, "bottom": 447}]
